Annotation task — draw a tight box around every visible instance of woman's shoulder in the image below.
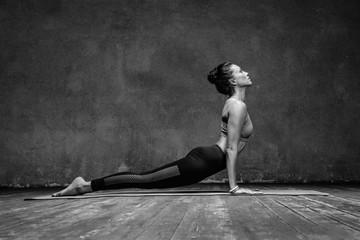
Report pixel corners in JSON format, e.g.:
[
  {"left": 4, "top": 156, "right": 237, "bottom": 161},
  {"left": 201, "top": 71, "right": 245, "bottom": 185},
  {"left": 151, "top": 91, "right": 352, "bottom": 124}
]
[{"left": 226, "top": 98, "right": 247, "bottom": 112}]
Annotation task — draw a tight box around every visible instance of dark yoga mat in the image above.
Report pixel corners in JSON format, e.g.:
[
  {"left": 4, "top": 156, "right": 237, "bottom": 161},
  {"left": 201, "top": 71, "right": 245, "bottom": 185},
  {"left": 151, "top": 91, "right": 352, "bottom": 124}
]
[{"left": 24, "top": 189, "right": 329, "bottom": 200}]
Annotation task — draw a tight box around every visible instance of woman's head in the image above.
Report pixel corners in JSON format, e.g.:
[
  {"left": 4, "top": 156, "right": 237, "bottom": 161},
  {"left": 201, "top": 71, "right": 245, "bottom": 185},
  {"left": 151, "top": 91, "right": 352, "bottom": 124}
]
[{"left": 208, "top": 62, "right": 251, "bottom": 96}]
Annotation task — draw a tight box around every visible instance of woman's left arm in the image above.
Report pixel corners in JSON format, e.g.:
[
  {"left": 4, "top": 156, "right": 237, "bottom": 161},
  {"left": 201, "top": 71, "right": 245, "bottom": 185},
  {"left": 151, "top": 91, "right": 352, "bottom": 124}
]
[{"left": 226, "top": 101, "right": 247, "bottom": 190}]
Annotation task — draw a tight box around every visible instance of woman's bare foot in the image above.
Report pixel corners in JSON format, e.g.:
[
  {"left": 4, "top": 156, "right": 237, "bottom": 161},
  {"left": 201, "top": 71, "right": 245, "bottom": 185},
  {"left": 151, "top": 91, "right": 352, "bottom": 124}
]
[{"left": 52, "top": 177, "right": 92, "bottom": 197}]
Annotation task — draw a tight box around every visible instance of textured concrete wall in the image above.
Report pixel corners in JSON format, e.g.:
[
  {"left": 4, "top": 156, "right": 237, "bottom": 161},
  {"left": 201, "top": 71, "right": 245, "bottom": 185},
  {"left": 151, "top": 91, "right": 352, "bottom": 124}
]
[{"left": 1, "top": 0, "right": 360, "bottom": 186}]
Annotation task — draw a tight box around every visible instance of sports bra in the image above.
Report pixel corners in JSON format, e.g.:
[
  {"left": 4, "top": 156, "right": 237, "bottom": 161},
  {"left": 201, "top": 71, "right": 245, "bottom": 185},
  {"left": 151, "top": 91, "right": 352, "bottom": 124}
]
[{"left": 221, "top": 116, "right": 251, "bottom": 142}]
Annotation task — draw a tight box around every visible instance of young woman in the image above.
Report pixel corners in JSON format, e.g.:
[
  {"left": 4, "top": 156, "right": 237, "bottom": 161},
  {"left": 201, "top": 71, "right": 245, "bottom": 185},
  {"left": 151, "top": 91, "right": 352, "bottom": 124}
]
[{"left": 52, "top": 62, "right": 261, "bottom": 197}]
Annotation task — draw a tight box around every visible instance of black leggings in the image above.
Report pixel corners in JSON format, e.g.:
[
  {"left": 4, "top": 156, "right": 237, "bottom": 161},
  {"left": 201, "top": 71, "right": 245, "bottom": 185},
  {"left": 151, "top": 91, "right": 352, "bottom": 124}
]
[{"left": 91, "top": 145, "right": 226, "bottom": 191}]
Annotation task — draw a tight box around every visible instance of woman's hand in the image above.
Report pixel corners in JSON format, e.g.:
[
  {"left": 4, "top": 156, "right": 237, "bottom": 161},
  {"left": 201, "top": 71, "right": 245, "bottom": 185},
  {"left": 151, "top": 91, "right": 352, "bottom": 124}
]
[
  {"left": 234, "top": 188, "right": 263, "bottom": 194},
  {"left": 230, "top": 185, "right": 263, "bottom": 195}
]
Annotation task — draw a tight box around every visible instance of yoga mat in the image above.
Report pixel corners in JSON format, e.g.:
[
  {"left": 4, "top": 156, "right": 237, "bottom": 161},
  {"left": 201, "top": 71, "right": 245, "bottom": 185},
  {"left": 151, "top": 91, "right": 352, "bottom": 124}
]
[{"left": 24, "top": 189, "right": 329, "bottom": 200}]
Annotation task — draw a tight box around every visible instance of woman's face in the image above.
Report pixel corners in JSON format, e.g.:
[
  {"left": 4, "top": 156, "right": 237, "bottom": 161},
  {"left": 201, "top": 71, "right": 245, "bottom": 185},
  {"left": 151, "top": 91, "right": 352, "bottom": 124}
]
[{"left": 230, "top": 64, "right": 252, "bottom": 87}]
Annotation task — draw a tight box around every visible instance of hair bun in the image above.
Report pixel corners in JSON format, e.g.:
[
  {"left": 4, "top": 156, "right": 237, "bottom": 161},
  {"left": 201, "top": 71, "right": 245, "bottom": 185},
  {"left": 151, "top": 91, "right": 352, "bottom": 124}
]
[{"left": 207, "top": 67, "right": 218, "bottom": 84}]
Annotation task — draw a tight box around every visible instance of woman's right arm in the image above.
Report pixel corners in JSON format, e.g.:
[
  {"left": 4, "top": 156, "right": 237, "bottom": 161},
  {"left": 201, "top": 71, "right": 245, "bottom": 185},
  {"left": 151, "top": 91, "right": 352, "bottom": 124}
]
[{"left": 225, "top": 101, "right": 248, "bottom": 190}]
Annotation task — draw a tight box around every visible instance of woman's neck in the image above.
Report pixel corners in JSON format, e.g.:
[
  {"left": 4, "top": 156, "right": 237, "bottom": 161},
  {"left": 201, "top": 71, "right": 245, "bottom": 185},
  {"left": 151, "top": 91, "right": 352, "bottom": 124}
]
[{"left": 230, "top": 87, "right": 246, "bottom": 101}]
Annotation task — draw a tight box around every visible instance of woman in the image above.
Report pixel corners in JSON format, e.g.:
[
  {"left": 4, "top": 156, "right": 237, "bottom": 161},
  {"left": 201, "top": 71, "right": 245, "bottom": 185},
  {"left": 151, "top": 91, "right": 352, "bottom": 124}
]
[{"left": 52, "top": 62, "right": 261, "bottom": 197}]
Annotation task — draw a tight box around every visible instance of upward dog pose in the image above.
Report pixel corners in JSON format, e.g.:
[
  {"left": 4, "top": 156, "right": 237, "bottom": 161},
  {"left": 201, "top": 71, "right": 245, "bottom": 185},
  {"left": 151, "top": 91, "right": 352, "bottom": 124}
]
[{"left": 52, "top": 62, "right": 261, "bottom": 197}]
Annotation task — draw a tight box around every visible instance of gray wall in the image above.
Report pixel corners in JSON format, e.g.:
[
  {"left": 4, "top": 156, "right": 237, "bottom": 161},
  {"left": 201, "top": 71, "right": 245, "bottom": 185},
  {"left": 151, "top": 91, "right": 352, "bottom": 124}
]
[{"left": 1, "top": 0, "right": 360, "bottom": 186}]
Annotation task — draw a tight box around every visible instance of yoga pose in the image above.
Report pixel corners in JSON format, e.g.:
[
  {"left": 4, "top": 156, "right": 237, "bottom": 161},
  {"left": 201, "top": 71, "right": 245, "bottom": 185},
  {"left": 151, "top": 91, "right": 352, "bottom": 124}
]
[{"left": 52, "top": 62, "right": 261, "bottom": 197}]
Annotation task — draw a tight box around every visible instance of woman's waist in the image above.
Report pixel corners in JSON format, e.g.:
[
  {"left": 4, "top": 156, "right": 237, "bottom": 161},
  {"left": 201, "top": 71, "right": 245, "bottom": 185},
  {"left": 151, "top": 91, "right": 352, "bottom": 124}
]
[
  {"left": 215, "top": 137, "right": 227, "bottom": 153},
  {"left": 215, "top": 136, "right": 250, "bottom": 153}
]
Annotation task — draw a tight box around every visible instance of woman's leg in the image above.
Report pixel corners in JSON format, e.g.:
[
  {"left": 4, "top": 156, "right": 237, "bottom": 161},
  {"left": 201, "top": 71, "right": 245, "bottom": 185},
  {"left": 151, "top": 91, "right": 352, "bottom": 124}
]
[{"left": 53, "top": 145, "right": 226, "bottom": 196}]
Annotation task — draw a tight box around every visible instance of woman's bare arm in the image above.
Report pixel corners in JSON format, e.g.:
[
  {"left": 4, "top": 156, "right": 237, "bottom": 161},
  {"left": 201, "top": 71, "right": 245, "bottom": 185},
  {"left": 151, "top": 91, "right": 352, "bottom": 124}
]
[{"left": 225, "top": 101, "right": 247, "bottom": 190}]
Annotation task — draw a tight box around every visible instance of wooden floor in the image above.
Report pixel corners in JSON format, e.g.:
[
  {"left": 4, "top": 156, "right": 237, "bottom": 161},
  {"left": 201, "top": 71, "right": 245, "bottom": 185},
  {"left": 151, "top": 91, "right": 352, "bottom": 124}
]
[{"left": 1, "top": 184, "right": 360, "bottom": 240}]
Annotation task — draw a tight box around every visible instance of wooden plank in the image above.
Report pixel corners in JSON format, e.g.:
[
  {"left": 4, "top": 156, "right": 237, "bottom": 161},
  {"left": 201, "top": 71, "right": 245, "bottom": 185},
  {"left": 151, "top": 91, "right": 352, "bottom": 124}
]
[
  {"left": 0, "top": 199, "right": 68, "bottom": 217},
  {"left": 300, "top": 195, "right": 360, "bottom": 218},
  {"left": 224, "top": 195, "right": 308, "bottom": 239},
  {"left": 254, "top": 195, "right": 353, "bottom": 239},
  {"left": 8, "top": 197, "right": 150, "bottom": 239},
  {"left": 298, "top": 185, "right": 360, "bottom": 203},
  {"left": 0, "top": 199, "right": 96, "bottom": 238},
  {"left": 298, "top": 197, "right": 360, "bottom": 230},
  {"left": 1, "top": 186, "right": 359, "bottom": 239},
  {"left": 274, "top": 196, "right": 360, "bottom": 239},
  {"left": 37, "top": 197, "right": 154, "bottom": 240},
  {"left": 87, "top": 197, "right": 179, "bottom": 239},
  {"left": 134, "top": 197, "right": 193, "bottom": 240},
  {"left": 169, "top": 197, "right": 206, "bottom": 240},
  {"left": 0, "top": 197, "right": 87, "bottom": 225},
  {"left": 0, "top": 189, "right": 56, "bottom": 207},
  {"left": 325, "top": 185, "right": 360, "bottom": 198},
  {"left": 171, "top": 196, "right": 238, "bottom": 240}
]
